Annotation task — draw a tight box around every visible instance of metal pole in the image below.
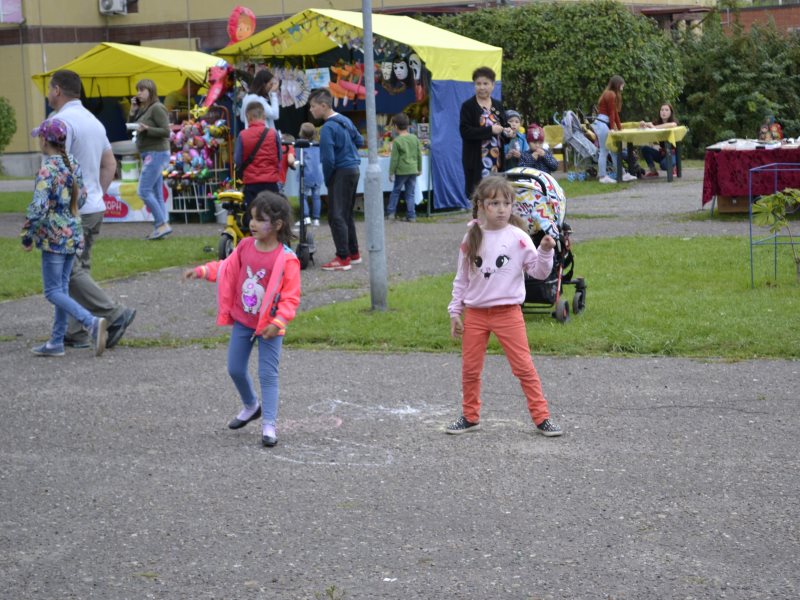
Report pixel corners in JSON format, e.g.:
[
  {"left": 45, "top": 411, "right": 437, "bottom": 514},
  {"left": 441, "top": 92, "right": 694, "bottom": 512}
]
[{"left": 362, "top": 1, "right": 388, "bottom": 311}]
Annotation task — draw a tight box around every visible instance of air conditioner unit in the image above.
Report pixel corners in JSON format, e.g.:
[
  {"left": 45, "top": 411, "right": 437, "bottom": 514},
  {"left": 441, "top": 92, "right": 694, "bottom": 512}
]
[{"left": 99, "top": 0, "right": 127, "bottom": 16}]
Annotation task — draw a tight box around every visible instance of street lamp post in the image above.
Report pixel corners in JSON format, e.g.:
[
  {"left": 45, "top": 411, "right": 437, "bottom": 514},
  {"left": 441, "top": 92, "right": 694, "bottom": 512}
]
[{"left": 361, "top": 0, "right": 388, "bottom": 311}]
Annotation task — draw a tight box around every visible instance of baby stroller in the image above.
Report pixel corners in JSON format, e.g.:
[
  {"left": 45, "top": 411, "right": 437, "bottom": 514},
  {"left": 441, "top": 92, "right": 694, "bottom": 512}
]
[
  {"left": 506, "top": 167, "right": 586, "bottom": 323},
  {"left": 560, "top": 110, "right": 599, "bottom": 178},
  {"left": 561, "top": 109, "right": 645, "bottom": 180}
]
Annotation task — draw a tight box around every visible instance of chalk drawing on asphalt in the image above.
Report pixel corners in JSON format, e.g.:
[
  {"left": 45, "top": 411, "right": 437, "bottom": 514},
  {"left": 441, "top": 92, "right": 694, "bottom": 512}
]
[{"left": 272, "top": 437, "right": 394, "bottom": 467}]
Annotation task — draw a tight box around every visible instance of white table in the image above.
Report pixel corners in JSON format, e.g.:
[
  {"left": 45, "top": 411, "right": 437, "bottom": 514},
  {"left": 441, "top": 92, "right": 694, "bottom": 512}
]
[{"left": 283, "top": 154, "right": 431, "bottom": 205}]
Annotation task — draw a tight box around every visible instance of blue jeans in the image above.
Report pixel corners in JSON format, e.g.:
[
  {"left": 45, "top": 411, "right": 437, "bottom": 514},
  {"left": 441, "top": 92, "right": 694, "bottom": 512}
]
[
  {"left": 227, "top": 321, "right": 283, "bottom": 426},
  {"left": 387, "top": 174, "right": 417, "bottom": 218},
  {"left": 41, "top": 251, "right": 95, "bottom": 345},
  {"left": 301, "top": 184, "right": 321, "bottom": 220},
  {"left": 138, "top": 151, "right": 170, "bottom": 228},
  {"left": 591, "top": 117, "right": 618, "bottom": 178},
  {"left": 640, "top": 145, "right": 669, "bottom": 171}
]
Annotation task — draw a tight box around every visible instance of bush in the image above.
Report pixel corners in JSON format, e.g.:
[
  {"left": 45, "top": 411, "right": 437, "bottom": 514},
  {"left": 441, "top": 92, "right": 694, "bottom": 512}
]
[
  {"left": 423, "top": 1, "right": 683, "bottom": 127},
  {"left": 677, "top": 13, "right": 800, "bottom": 156},
  {"left": 0, "top": 97, "right": 17, "bottom": 160}
]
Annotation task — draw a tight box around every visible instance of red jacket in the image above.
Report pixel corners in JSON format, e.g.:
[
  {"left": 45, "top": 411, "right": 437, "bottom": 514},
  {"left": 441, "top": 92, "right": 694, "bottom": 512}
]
[
  {"left": 193, "top": 239, "right": 301, "bottom": 337},
  {"left": 239, "top": 121, "right": 281, "bottom": 184}
]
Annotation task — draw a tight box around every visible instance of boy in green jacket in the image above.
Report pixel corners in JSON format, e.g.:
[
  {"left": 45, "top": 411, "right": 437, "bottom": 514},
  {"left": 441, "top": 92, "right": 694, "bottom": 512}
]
[{"left": 386, "top": 113, "right": 422, "bottom": 222}]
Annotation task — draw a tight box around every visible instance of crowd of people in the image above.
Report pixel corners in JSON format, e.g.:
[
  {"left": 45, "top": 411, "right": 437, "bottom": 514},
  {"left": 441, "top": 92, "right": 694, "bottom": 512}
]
[{"left": 23, "top": 64, "right": 681, "bottom": 446}]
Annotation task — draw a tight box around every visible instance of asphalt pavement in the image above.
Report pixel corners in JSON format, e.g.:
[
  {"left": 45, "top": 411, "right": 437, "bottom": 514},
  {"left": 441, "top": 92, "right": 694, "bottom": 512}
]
[{"left": 1, "top": 169, "right": 797, "bottom": 599}]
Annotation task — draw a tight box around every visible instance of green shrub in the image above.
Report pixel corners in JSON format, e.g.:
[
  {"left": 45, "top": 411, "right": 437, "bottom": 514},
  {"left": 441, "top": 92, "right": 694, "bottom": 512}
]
[
  {"left": 423, "top": 1, "right": 683, "bottom": 127},
  {"left": 0, "top": 97, "right": 17, "bottom": 161},
  {"left": 676, "top": 12, "right": 800, "bottom": 156}
]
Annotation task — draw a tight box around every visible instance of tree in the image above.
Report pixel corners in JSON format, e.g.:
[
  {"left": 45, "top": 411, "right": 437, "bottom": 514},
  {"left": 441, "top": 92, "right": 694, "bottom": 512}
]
[
  {"left": 0, "top": 97, "right": 17, "bottom": 167},
  {"left": 423, "top": 1, "right": 683, "bottom": 127},
  {"left": 677, "top": 12, "right": 800, "bottom": 156}
]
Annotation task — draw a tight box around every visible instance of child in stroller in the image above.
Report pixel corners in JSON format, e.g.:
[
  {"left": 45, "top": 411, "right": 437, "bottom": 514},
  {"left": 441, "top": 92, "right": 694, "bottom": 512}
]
[{"left": 506, "top": 167, "right": 586, "bottom": 322}]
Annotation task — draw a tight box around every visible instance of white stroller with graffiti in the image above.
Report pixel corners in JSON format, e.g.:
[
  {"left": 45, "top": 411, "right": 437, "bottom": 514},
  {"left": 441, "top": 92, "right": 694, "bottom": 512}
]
[{"left": 506, "top": 167, "right": 586, "bottom": 323}]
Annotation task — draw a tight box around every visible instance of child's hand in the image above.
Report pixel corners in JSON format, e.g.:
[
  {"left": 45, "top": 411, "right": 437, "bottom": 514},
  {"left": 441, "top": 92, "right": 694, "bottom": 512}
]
[
  {"left": 183, "top": 268, "right": 199, "bottom": 279},
  {"left": 539, "top": 235, "right": 556, "bottom": 252},
  {"left": 450, "top": 315, "right": 463, "bottom": 338},
  {"left": 260, "top": 324, "right": 280, "bottom": 339}
]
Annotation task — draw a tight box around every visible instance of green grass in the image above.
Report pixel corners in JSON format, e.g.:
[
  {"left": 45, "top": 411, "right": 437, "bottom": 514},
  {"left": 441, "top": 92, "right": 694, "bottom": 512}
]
[
  {"left": 285, "top": 236, "right": 800, "bottom": 359},
  {"left": 0, "top": 236, "right": 216, "bottom": 299},
  {"left": 0, "top": 192, "right": 29, "bottom": 213},
  {"left": 558, "top": 178, "right": 633, "bottom": 198}
]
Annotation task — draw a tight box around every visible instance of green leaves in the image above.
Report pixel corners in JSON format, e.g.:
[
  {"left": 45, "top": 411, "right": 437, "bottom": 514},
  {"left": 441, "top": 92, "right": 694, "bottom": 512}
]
[
  {"left": 0, "top": 97, "right": 17, "bottom": 162},
  {"left": 424, "top": 1, "right": 682, "bottom": 126}
]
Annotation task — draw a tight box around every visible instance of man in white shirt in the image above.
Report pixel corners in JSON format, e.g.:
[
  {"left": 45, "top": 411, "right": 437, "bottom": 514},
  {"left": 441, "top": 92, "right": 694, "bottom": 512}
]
[{"left": 47, "top": 70, "right": 136, "bottom": 348}]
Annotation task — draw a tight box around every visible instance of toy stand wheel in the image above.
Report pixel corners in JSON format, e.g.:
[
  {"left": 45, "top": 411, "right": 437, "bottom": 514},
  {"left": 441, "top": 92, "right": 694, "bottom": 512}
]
[
  {"left": 573, "top": 289, "right": 586, "bottom": 315},
  {"left": 297, "top": 244, "right": 311, "bottom": 270},
  {"left": 218, "top": 233, "right": 234, "bottom": 260},
  {"left": 553, "top": 299, "right": 570, "bottom": 323}
]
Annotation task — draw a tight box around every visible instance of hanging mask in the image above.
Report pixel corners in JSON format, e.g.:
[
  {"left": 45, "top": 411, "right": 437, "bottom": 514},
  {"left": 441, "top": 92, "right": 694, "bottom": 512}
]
[
  {"left": 392, "top": 60, "right": 408, "bottom": 81},
  {"left": 381, "top": 62, "right": 393, "bottom": 81},
  {"left": 409, "top": 54, "right": 422, "bottom": 81}
]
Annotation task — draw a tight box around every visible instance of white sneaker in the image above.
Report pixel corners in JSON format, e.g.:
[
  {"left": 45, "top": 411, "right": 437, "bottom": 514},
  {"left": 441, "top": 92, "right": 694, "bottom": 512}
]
[
  {"left": 598, "top": 175, "right": 616, "bottom": 184},
  {"left": 312, "top": 219, "right": 320, "bottom": 227},
  {"left": 294, "top": 217, "right": 311, "bottom": 227},
  {"left": 621, "top": 172, "right": 637, "bottom": 182}
]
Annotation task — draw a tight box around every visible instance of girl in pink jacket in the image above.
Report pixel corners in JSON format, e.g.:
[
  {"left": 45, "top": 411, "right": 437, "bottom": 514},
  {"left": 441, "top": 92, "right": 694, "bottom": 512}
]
[{"left": 185, "top": 192, "right": 300, "bottom": 447}]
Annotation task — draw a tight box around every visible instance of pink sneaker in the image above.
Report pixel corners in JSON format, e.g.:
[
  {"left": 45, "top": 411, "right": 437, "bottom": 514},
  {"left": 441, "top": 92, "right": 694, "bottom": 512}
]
[
  {"left": 349, "top": 252, "right": 362, "bottom": 264},
  {"left": 321, "top": 256, "right": 352, "bottom": 271}
]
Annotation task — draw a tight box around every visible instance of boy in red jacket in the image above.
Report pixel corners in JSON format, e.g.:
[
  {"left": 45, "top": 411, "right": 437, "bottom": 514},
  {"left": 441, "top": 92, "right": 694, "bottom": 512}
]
[{"left": 234, "top": 103, "right": 282, "bottom": 227}]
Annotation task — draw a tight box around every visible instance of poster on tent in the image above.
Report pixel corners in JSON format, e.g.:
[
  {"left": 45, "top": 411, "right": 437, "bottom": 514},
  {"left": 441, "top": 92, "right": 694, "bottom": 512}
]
[
  {"left": 305, "top": 67, "right": 330, "bottom": 89},
  {"left": 103, "top": 181, "right": 172, "bottom": 223}
]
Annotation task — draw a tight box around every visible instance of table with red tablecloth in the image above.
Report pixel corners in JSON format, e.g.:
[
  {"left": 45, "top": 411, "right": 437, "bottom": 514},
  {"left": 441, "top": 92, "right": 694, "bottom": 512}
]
[{"left": 702, "top": 147, "right": 800, "bottom": 205}]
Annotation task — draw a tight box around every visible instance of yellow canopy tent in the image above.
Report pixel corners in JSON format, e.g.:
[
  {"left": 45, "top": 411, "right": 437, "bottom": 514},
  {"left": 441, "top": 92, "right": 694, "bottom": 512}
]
[
  {"left": 216, "top": 8, "right": 500, "bottom": 82},
  {"left": 216, "top": 9, "right": 503, "bottom": 209},
  {"left": 32, "top": 42, "right": 221, "bottom": 97}
]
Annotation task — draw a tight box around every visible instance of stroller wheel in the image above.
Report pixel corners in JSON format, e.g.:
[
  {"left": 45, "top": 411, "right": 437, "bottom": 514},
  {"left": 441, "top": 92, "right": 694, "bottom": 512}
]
[
  {"left": 218, "top": 233, "right": 234, "bottom": 260},
  {"left": 553, "top": 299, "right": 570, "bottom": 324},
  {"left": 573, "top": 289, "right": 586, "bottom": 315},
  {"left": 296, "top": 243, "right": 311, "bottom": 270}
]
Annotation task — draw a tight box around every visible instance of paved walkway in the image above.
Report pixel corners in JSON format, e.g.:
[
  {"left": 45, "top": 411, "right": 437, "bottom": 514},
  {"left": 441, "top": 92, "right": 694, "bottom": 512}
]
[{"left": 1, "top": 169, "right": 797, "bottom": 599}]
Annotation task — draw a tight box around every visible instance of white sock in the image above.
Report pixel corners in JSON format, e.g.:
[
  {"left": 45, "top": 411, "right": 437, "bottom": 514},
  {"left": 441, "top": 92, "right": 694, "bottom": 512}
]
[
  {"left": 262, "top": 423, "right": 276, "bottom": 438},
  {"left": 236, "top": 405, "right": 259, "bottom": 421}
]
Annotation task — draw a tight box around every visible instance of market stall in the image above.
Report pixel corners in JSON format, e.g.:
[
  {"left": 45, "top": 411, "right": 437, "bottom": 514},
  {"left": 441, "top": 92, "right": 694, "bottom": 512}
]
[
  {"left": 32, "top": 43, "right": 227, "bottom": 223},
  {"left": 215, "top": 8, "right": 502, "bottom": 210},
  {"left": 702, "top": 141, "right": 800, "bottom": 211}
]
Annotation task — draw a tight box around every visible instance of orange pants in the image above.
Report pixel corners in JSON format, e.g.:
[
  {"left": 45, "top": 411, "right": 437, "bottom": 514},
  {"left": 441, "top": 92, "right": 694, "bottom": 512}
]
[{"left": 461, "top": 305, "right": 550, "bottom": 425}]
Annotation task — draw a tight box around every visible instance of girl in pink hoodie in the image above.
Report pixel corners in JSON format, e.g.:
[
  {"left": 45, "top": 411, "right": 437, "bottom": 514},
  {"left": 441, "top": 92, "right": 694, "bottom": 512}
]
[
  {"left": 445, "top": 175, "right": 563, "bottom": 438},
  {"left": 185, "top": 192, "right": 300, "bottom": 447}
]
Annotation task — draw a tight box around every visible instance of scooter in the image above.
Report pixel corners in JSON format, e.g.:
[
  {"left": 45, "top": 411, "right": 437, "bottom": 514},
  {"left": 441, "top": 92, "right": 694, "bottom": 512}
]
[{"left": 292, "top": 139, "right": 316, "bottom": 270}]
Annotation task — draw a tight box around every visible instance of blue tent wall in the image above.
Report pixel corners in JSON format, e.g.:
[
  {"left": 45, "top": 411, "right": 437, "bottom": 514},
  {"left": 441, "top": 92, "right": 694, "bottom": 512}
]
[{"left": 430, "top": 80, "right": 504, "bottom": 210}]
